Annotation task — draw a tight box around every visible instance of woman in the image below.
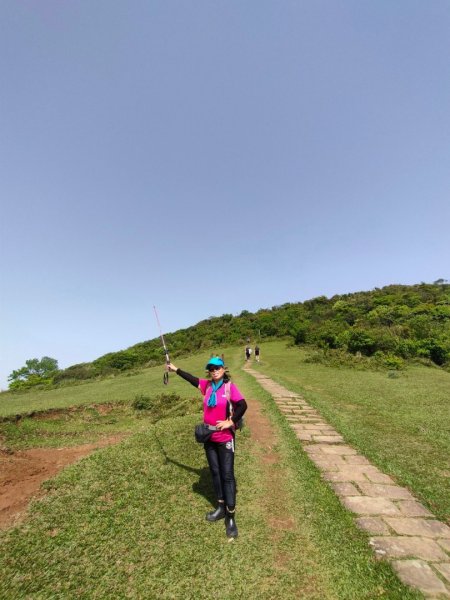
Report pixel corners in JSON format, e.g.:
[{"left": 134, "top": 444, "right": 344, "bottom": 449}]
[{"left": 168, "top": 356, "right": 247, "bottom": 539}]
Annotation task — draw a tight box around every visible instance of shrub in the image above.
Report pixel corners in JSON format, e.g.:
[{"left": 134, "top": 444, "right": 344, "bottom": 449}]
[
  {"left": 303, "top": 348, "right": 372, "bottom": 370},
  {"left": 132, "top": 392, "right": 183, "bottom": 411},
  {"left": 293, "top": 323, "right": 309, "bottom": 345},
  {"left": 345, "top": 330, "right": 377, "bottom": 356},
  {"left": 53, "top": 364, "right": 94, "bottom": 382},
  {"left": 426, "top": 340, "right": 449, "bottom": 366},
  {"left": 396, "top": 339, "right": 421, "bottom": 359},
  {"left": 314, "top": 322, "right": 347, "bottom": 349},
  {"left": 132, "top": 392, "right": 200, "bottom": 423},
  {"left": 383, "top": 354, "right": 405, "bottom": 370},
  {"left": 132, "top": 394, "right": 153, "bottom": 410}
]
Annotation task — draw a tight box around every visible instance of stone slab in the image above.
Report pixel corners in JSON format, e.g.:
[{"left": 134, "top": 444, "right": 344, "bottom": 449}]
[
  {"left": 356, "top": 517, "right": 391, "bottom": 535},
  {"left": 341, "top": 455, "right": 371, "bottom": 465},
  {"left": 323, "top": 470, "right": 369, "bottom": 483},
  {"left": 296, "top": 432, "right": 312, "bottom": 441},
  {"left": 434, "top": 562, "right": 450, "bottom": 584},
  {"left": 357, "top": 483, "right": 413, "bottom": 500},
  {"left": 342, "top": 496, "right": 401, "bottom": 516},
  {"left": 392, "top": 560, "right": 449, "bottom": 596},
  {"left": 370, "top": 536, "right": 448, "bottom": 561},
  {"left": 383, "top": 518, "right": 450, "bottom": 539},
  {"left": 363, "top": 471, "right": 395, "bottom": 485},
  {"left": 309, "top": 460, "right": 339, "bottom": 472},
  {"left": 292, "top": 427, "right": 328, "bottom": 436},
  {"left": 312, "top": 435, "right": 344, "bottom": 443},
  {"left": 314, "top": 429, "right": 337, "bottom": 434},
  {"left": 329, "top": 466, "right": 387, "bottom": 480},
  {"left": 396, "top": 500, "right": 434, "bottom": 518},
  {"left": 303, "top": 445, "right": 324, "bottom": 455},
  {"left": 438, "top": 539, "right": 450, "bottom": 553},
  {"left": 332, "top": 482, "right": 361, "bottom": 497},
  {"left": 317, "top": 445, "right": 357, "bottom": 455},
  {"left": 310, "top": 455, "right": 347, "bottom": 467}
]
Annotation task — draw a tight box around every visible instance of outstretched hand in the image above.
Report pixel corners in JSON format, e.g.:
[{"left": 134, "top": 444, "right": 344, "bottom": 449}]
[{"left": 167, "top": 362, "right": 178, "bottom": 372}]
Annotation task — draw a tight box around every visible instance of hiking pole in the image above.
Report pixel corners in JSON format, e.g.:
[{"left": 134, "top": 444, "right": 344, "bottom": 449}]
[{"left": 153, "top": 305, "right": 170, "bottom": 385}]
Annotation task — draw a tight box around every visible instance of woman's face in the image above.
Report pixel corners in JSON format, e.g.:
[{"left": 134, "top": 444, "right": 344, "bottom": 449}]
[{"left": 209, "top": 365, "right": 225, "bottom": 381}]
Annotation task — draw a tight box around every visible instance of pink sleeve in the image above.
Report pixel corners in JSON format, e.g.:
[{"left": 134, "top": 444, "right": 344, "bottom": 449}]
[
  {"left": 198, "top": 379, "right": 209, "bottom": 395},
  {"left": 229, "top": 382, "right": 244, "bottom": 403}
]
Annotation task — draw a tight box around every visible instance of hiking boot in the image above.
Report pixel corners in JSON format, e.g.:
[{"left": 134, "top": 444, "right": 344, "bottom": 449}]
[
  {"left": 206, "top": 504, "right": 226, "bottom": 522},
  {"left": 225, "top": 509, "right": 238, "bottom": 538}
]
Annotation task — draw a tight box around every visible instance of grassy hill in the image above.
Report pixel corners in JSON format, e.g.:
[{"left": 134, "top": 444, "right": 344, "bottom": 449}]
[
  {"left": 2, "top": 283, "right": 448, "bottom": 597},
  {"left": 0, "top": 347, "right": 428, "bottom": 599},
  {"left": 6, "top": 281, "right": 450, "bottom": 393}
]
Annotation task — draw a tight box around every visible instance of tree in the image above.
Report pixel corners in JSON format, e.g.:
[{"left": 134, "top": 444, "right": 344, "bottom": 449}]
[{"left": 8, "top": 357, "right": 59, "bottom": 389}]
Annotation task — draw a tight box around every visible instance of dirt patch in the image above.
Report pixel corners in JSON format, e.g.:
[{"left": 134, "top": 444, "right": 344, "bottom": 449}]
[
  {"left": 244, "top": 396, "right": 295, "bottom": 534},
  {"left": 0, "top": 435, "right": 125, "bottom": 529}
]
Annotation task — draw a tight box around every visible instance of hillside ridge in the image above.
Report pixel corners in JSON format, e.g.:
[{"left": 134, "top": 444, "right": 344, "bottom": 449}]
[{"left": 8, "top": 281, "right": 450, "bottom": 390}]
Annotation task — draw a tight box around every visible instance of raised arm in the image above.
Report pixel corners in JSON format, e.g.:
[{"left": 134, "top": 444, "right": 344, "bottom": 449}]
[{"left": 167, "top": 363, "right": 199, "bottom": 388}]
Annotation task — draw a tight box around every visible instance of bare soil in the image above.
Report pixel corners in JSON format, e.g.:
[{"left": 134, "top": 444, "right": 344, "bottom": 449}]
[
  {"left": 0, "top": 395, "right": 291, "bottom": 537},
  {"left": 244, "top": 395, "right": 295, "bottom": 533},
  {"left": 0, "top": 435, "right": 125, "bottom": 529}
]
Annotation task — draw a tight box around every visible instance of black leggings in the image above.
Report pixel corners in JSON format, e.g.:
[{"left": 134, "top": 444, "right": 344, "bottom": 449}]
[{"left": 204, "top": 439, "right": 236, "bottom": 509}]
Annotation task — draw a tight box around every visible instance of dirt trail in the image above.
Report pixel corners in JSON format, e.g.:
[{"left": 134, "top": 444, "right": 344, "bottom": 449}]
[
  {"left": 0, "top": 435, "right": 125, "bottom": 529},
  {"left": 244, "top": 394, "right": 295, "bottom": 535}
]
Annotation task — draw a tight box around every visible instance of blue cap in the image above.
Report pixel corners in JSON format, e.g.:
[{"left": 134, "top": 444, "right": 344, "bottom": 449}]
[{"left": 205, "top": 356, "right": 225, "bottom": 369}]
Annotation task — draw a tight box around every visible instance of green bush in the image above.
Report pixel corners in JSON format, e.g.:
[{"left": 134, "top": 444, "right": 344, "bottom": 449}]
[
  {"left": 344, "top": 330, "right": 377, "bottom": 356},
  {"left": 132, "top": 392, "right": 185, "bottom": 416},
  {"left": 396, "top": 339, "right": 421, "bottom": 359},
  {"left": 293, "top": 322, "right": 309, "bottom": 345},
  {"left": 425, "top": 340, "right": 449, "bottom": 366},
  {"left": 132, "top": 394, "right": 153, "bottom": 410},
  {"left": 53, "top": 364, "right": 95, "bottom": 382},
  {"left": 132, "top": 393, "right": 201, "bottom": 423},
  {"left": 383, "top": 354, "right": 405, "bottom": 370}
]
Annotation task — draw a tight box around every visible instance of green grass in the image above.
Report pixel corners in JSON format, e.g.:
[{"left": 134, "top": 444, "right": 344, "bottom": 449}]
[
  {"left": 0, "top": 350, "right": 242, "bottom": 419},
  {"left": 0, "top": 397, "right": 196, "bottom": 450},
  {"left": 0, "top": 365, "right": 183, "bottom": 418},
  {"left": 253, "top": 340, "right": 450, "bottom": 523},
  {"left": 0, "top": 402, "right": 135, "bottom": 449},
  {"left": 0, "top": 361, "right": 205, "bottom": 449},
  {"left": 0, "top": 348, "right": 421, "bottom": 599}
]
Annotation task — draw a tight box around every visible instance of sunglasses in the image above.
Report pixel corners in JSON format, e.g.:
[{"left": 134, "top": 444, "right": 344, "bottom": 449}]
[{"left": 208, "top": 365, "right": 224, "bottom": 372}]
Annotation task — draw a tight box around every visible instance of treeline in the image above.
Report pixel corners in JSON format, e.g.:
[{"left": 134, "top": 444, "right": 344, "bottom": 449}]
[{"left": 8, "top": 282, "right": 450, "bottom": 391}]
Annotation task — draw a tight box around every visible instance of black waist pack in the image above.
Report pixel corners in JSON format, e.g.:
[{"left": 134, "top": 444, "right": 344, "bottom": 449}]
[{"left": 194, "top": 423, "right": 216, "bottom": 444}]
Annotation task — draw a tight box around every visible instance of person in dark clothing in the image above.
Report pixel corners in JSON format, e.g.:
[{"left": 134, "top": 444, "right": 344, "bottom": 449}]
[{"left": 168, "top": 356, "right": 247, "bottom": 539}]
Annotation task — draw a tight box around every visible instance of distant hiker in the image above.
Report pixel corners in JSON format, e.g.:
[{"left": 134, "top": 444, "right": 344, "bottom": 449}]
[
  {"left": 245, "top": 346, "right": 251, "bottom": 361},
  {"left": 168, "top": 356, "right": 247, "bottom": 539},
  {"left": 254, "top": 345, "right": 260, "bottom": 362}
]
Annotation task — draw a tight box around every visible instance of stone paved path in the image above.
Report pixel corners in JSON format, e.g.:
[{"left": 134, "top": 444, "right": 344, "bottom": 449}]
[{"left": 244, "top": 364, "right": 450, "bottom": 598}]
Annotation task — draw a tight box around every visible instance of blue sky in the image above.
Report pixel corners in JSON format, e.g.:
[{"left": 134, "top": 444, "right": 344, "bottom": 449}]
[{"left": 1, "top": 1, "right": 449, "bottom": 390}]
